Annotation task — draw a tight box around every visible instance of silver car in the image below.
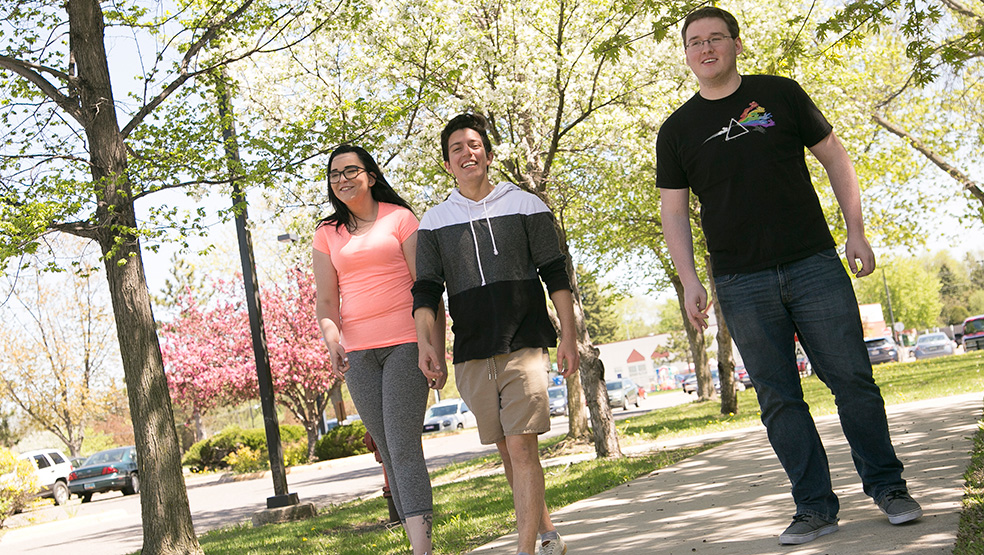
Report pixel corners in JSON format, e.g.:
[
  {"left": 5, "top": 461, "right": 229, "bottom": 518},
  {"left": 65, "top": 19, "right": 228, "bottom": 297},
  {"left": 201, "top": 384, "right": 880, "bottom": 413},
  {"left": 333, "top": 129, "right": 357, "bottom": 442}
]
[
  {"left": 606, "top": 378, "right": 639, "bottom": 410},
  {"left": 548, "top": 385, "right": 568, "bottom": 416},
  {"left": 912, "top": 332, "right": 956, "bottom": 360}
]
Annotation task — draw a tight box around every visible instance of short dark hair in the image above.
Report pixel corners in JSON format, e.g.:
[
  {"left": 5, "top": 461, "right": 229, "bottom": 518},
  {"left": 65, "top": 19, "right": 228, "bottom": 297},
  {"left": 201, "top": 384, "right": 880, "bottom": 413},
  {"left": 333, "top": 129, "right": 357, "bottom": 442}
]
[
  {"left": 319, "top": 144, "right": 414, "bottom": 230},
  {"left": 681, "top": 6, "right": 740, "bottom": 43},
  {"left": 440, "top": 113, "right": 493, "bottom": 162}
]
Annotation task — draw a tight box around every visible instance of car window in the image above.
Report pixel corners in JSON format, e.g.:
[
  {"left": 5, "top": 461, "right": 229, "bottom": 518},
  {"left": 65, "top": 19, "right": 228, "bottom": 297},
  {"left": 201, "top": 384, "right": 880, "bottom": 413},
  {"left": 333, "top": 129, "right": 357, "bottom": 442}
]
[
  {"left": 918, "top": 334, "right": 947, "bottom": 344},
  {"left": 966, "top": 318, "right": 984, "bottom": 334},
  {"left": 865, "top": 338, "right": 888, "bottom": 347},
  {"left": 89, "top": 449, "right": 127, "bottom": 465},
  {"left": 548, "top": 387, "right": 565, "bottom": 399},
  {"left": 49, "top": 452, "right": 66, "bottom": 465},
  {"left": 428, "top": 405, "right": 458, "bottom": 417},
  {"left": 32, "top": 454, "right": 50, "bottom": 469},
  {"left": 606, "top": 380, "right": 622, "bottom": 391}
]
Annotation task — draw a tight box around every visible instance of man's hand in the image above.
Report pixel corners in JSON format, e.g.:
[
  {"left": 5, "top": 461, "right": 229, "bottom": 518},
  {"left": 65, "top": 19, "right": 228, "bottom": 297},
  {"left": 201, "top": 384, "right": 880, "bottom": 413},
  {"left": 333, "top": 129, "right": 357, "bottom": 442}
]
[
  {"left": 418, "top": 341, "right": 447, "bottom": 389},
  {"left": 845, "top": 233, "right": 876, "bottom": 277},
  {"left": 556, "top": 337, "right": 580, "bottom": 378},
  {"left": 685, "top": 282, "right": 710, "bottom": 330}
]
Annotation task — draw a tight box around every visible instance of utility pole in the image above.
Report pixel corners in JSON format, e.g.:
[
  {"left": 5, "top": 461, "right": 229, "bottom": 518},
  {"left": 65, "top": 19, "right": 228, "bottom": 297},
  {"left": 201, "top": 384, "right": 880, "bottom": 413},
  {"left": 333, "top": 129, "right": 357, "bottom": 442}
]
[{"left": 217, "top": 73, "right": 297, "bottom": 509}]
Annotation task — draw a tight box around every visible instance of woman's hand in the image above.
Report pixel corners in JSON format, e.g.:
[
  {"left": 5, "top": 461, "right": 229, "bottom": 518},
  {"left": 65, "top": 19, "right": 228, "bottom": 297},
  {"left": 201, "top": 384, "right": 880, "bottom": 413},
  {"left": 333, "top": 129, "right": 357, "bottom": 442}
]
[{"left": 328, "top": 341, "right": 350, "bottom": 379}]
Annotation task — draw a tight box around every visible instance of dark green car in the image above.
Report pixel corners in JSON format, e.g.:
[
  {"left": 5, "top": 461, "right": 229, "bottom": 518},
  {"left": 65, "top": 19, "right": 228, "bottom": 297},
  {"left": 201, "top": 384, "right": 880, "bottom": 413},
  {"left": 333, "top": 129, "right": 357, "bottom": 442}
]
[{"left": 68, "top": 446, "right": 139, "bottom": 503}]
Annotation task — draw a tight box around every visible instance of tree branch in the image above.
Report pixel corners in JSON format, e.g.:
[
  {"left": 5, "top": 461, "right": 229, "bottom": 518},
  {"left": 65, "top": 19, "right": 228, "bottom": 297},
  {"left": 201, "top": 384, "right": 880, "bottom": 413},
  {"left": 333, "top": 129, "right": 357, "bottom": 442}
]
[
  {"left": 0, "top": 55, "right": 83, "bottom": 123},
  {"left": 120, "top": 0, "right": 257, "bottom": 138},
  {"left": 872, "top": 113, "right": 984, "bottom": 206},
  {"left": 49, "top": 221, "right": 101, "bottom": 240}
]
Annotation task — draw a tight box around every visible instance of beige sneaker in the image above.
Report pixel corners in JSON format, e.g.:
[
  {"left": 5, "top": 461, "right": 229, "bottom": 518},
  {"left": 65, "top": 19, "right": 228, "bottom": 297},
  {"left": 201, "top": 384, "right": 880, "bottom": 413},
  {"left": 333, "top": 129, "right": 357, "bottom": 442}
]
[{"left": 539, "top": 534, "right": 567, "bottom": 555}]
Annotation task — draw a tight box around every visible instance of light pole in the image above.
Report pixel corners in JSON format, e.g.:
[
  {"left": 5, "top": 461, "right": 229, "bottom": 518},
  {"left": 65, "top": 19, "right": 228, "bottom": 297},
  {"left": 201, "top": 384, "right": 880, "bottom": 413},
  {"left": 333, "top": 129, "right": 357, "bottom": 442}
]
[{"left": 218, "top": 77, "right": 297, "bottom": 510}]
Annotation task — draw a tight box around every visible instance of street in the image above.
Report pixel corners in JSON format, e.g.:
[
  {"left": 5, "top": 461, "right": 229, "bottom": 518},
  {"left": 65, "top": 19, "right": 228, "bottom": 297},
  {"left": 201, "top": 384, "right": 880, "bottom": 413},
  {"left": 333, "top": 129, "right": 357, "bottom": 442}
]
[{"left": 0, "top": 390, "right": 690, "bottom": 555}]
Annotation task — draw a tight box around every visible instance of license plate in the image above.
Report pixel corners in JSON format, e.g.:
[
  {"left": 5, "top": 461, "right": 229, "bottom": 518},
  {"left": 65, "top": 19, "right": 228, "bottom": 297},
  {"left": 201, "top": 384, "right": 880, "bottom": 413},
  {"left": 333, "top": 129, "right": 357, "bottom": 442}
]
[{"left": 84, "top": 483, "right": 94, "bottom": 490}]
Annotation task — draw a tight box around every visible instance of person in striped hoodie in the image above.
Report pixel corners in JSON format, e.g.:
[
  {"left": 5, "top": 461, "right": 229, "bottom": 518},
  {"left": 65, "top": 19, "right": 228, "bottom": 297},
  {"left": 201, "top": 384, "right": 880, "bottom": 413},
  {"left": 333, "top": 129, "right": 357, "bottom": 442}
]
[{"left": 413, "top": 113, "right": 578, "bottom": 555}]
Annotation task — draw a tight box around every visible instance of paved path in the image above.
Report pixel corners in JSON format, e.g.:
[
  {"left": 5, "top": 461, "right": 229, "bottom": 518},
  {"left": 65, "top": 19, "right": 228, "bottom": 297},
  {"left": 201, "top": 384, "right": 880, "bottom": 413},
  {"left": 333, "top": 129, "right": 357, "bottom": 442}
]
[{"left": 468, "top": 392, "right": 983, "bottom": 555}]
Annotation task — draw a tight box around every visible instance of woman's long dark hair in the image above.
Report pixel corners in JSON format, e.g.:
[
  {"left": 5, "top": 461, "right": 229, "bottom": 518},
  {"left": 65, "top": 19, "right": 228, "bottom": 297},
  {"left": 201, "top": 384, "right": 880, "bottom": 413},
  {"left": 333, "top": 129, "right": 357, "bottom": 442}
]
[{"left": 318, "top": 145, "right": 414, "bottom": 230}]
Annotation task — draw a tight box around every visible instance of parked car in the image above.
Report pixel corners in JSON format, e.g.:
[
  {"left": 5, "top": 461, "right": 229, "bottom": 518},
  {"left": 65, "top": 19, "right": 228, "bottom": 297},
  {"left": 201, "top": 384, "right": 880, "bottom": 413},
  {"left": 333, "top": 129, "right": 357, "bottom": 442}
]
[
  {"left": 322, "top": 414, "right": 361, "bottom": 433},
  {"left": 547, "top": 385, "right": 568, "bottom": 416},
  {"left": 606, "top": 378, "right": 640, "bottom": 410},
  {"left": 796, "top": 354, "right": 813, "bottom": 377},
  {"left": 734, "top": 366, "right": 752, "bottom": 388},
  {"left": 912, "top": 332, "right": 956, "bottom": 360},
  {"left": 18, "top": 449, "right": 73, "bottom": 506},
  {"left": 68, "top": 446, "right": 139, "bottom": 503},
  {"left": 683, "top": 370, "right": 720, "bottom": 395},
  {"left": 422, "top": 399, "right": 477, "bottom": 433},
  {"left": 964, "top": 315, "right": 984, "bottom": 352},
  {"left": 865, "top": 336, "right": 900, "bottom": 364}
]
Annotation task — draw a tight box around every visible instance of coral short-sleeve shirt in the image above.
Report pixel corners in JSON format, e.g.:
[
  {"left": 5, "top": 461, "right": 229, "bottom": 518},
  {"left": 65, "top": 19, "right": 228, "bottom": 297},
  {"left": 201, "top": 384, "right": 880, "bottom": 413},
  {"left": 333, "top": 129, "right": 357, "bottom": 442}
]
[{"left": 313, "top": 203, "right": 419, "bottom": 351}]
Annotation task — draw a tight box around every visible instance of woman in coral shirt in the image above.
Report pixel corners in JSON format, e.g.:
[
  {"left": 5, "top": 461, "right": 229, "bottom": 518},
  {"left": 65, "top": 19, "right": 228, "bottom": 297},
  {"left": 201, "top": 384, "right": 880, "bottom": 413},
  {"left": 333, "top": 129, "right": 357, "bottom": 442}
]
[{"left": 314, "top": 145, "right": 445, "bottom": 555}]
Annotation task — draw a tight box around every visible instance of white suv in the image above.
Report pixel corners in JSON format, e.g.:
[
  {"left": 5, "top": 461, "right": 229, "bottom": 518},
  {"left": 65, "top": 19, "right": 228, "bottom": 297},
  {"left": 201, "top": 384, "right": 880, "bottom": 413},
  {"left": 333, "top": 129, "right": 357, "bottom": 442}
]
[{"left": 19, "top": 449, "right": 73, "bottom": 506}]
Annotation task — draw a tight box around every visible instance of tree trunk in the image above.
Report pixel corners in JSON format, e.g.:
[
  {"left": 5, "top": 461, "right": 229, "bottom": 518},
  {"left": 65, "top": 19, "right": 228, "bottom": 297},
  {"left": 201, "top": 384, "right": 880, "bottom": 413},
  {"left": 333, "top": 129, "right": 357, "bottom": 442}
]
[
  {"left": 564, "top": 306, "right": 591, "bottom": 443},
  {"left": 555, "top": 220, "right": 620, "bottom": 458},
  {"left": 193, "top": 407, "right": 206, "bottom": 443},
  {"left": 708, "top": 274, "right": 738, "bottom": 415},
  {"left": 671, "top": 275, "right": 712, "bottom": 401},
  {"left": 69, "top": 1, "right": 202, "bottom": 553}
]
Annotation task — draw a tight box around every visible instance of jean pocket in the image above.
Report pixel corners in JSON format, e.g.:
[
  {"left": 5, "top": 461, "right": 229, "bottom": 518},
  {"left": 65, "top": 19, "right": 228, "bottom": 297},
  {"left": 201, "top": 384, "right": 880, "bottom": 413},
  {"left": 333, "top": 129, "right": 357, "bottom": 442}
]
[
  {"left": 713, "top": 272, "right": 743, "bottom": 286},
  {"left": 815, "top": 247, "right": 840, "bottom": 261}
]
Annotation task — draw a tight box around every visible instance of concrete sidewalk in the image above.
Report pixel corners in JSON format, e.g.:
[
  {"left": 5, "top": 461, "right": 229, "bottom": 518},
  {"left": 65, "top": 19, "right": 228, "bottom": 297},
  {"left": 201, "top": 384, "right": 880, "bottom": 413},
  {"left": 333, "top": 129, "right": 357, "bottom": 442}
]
[{"left": 468, "top": 391, "right": 983, "bottom": 555}]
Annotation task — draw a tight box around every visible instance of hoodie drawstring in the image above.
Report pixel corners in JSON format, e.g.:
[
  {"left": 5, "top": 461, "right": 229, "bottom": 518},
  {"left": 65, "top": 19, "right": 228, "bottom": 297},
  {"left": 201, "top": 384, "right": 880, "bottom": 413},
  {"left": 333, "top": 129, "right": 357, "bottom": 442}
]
[
  {"left": 482, "top": 197, "right": 499, "bottom": 256},
  {"left": 467, "top": 204, "right": 488, "bottom": 286},
  {"left": 487, "top": 357, "right": 498, "bottom": 381},
  {"left": 467, "top": 200, "right": 499, "bottom": 286}
]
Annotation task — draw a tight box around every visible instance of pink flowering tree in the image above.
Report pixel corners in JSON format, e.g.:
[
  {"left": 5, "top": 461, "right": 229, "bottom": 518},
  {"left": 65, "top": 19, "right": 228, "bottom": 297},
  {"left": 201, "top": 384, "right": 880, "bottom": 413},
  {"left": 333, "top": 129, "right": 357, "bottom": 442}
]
[
  {"left": 262, "top": 269, "right": 335, "bottom": 460},
  {"left": 160, "top": 283, "right": 257, "bottom": 443},
  {"left": 161, "top": 271, "right": 335, "bottom": 459}
]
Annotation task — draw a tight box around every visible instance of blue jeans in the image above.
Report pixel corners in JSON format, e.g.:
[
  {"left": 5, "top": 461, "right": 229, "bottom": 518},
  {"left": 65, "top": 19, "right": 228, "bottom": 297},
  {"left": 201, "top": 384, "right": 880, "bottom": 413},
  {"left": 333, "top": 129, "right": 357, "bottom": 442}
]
[{"left": 715, "top": 248, "right": 906, "bottom": 520}]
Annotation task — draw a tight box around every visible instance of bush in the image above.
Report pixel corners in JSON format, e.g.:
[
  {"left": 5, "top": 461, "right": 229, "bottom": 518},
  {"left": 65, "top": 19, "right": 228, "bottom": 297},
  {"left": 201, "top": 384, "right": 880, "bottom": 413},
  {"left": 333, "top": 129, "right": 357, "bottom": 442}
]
[
  {"left": 283, "top": 440, "right": 309, "bottom": 468},
  {"left": 182, "top": 424, "right": 309, "bottom": 471},
  {"left": 223, "top": 445, "right": 267, "bottom": 474},
  {"left": 315, "top": 421, "right": 370, "bottom": 461},
  {"left": 0, "top": 447, "right": 39, "bottom": 527}
]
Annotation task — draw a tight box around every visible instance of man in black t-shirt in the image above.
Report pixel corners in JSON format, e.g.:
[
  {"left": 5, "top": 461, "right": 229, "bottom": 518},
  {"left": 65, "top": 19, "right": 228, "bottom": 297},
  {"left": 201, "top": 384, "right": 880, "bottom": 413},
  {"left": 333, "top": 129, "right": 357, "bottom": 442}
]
[{"left": 657, "top": 6, "right": 922, "bottom": 546}]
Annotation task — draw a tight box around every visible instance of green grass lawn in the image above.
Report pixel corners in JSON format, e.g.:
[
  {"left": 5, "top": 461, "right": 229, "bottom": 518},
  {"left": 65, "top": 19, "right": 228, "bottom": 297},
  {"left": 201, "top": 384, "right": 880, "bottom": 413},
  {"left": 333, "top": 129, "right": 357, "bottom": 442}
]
[
  {"left": 193, "top": 350, "right": 984, "bottom": 555},
  {"left": 618, "top": 350, "right": 984, "bottom": 444}
]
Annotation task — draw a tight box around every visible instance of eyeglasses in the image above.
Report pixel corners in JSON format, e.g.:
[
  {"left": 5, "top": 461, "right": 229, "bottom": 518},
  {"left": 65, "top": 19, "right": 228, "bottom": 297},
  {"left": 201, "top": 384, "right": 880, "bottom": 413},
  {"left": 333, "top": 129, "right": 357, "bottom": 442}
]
[
  {"left": 685, "top": 35, "right": 732, "bottom": 51},
  {"left": 328, "top": 166, "right": 367, "bottom": 183}
]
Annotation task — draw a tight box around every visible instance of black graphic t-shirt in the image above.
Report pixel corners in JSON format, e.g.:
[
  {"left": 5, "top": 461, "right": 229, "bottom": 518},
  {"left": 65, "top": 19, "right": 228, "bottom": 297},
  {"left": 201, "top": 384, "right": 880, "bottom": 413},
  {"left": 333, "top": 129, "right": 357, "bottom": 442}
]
[{"left": 656, "top": 75, "right": 836, "bottom": 276}]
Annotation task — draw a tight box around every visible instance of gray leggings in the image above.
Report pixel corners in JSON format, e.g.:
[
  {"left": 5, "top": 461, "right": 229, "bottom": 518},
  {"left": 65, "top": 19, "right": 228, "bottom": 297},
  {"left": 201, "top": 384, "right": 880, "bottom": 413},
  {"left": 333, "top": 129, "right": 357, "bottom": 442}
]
[{"left": 345, "top": 342, "right": 432, "bottom": 520}]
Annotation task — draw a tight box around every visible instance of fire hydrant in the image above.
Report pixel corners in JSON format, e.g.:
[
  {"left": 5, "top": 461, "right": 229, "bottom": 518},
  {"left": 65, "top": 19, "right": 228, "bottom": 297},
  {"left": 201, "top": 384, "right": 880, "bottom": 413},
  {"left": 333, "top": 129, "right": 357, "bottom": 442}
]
[{"left": 363, "top": 430, "right": 400, "bottom": 524}]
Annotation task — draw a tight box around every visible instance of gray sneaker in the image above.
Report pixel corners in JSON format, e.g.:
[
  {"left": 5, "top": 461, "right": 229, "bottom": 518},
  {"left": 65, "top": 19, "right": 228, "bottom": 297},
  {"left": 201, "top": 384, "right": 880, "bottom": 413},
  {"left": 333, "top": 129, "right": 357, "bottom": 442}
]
[
  {"left": 539, "top": 534, "right": 567, "bottom": 555},
  {"left": 779, "top": 513, "right": 839, "bottom": 545},
  {"left": 877, "top": 490, "right": 923, "bottom": 524}
]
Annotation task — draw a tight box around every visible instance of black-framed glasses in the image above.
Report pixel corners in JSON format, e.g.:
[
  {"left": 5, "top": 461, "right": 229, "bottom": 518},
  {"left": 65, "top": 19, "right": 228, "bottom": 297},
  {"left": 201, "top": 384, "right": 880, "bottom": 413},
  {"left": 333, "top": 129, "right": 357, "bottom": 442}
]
[
  {"left": 328, "top": 166, "right": 367, "bottom": 183},
  {"left": 685, "top": 35, "right": 732, "bottom": 51}
]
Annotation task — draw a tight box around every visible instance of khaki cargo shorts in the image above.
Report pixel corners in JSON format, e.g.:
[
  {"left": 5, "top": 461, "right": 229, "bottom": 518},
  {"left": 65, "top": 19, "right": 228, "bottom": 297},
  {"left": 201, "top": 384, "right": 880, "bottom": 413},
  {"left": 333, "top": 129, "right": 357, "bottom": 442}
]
[{"left": 454, "top": 347, "right": 551, "bottom": 445}]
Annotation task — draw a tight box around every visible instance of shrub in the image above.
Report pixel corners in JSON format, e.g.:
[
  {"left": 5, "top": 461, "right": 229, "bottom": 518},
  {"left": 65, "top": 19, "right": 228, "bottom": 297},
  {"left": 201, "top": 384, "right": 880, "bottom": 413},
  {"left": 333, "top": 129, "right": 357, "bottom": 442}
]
[
  {"left": 223, "top": 445, "right": 267, "bottom": 474},
  {"left": 0, "top": 447, "right": 39, "bottom": 527},
  {"left": 314, "top": 421, "right": 369, "bottom": 461},
  {"left": 182, "top": 424, "right": 310, "bottom": 471},
  {"left": 283, "top": 440, "right": 309, "bottom": 468}
]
